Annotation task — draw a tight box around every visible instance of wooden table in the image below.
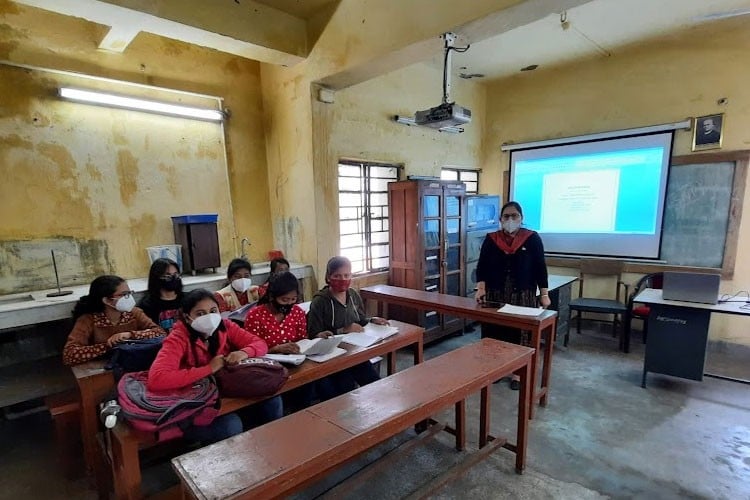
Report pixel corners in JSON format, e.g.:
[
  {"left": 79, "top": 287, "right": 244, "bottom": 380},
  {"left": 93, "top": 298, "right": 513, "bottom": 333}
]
[
  {"left": 360, "top": 284, "right": 557, "bottom": 418},
  {"left": 172, "top": 339, "right": 534, "bottom": 499},
  {"left": 110, "top": 320, "right": 424, "bottom": 499}
]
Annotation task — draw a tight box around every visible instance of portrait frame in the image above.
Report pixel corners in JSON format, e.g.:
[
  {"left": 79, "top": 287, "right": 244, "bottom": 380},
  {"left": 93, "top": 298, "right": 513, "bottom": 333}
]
[{"left": 692, "top": 113, "right": 724, "bottom": 152}]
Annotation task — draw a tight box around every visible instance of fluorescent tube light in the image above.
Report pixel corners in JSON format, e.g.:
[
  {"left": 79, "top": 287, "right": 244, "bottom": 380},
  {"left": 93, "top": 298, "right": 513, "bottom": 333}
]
[{"left": 59, "top": 87, "right": 225, "bottom": 121}]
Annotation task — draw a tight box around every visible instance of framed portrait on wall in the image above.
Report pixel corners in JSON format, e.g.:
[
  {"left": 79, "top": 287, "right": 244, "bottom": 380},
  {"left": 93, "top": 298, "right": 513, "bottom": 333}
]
[{"left": 692, "top": 113, "right": 724, "bottom": 151}]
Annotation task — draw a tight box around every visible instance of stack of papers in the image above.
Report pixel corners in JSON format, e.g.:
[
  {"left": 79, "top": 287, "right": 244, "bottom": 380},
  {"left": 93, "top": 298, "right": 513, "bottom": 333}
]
[
  {"left": 295, "top": 337, "right": 343, "bottom": 356},
  {"left": 338, "top": 323, "right": 399, "bottom": 348},
  {"left": 263, "top": 353, "right": 306, "bottom": 366},
  {"left": 497, "top": 304, "right": 545, "bottom": 316},
  {"left": 307, "top": 347, "right": 346, "bottom": 363}
]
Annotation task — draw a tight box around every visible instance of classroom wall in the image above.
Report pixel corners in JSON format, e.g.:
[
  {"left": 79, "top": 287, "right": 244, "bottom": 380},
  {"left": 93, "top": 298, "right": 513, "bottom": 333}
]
[
  {"left": 482, "top": 17, "right": 750, "bottom": 345},
  {"left": 0, "top": 2, "right": 272, "bottom": 292}
]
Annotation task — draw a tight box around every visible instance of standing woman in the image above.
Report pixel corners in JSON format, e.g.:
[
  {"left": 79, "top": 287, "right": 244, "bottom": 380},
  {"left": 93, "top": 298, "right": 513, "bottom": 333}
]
[
  {"left": 63, "top": 275, "right": 165, "bottom": 366},
  {"left": 214, "top": 258, "right": 260, "bottom": 313},
  {"left": 307, "top": 256, "right": 387, "bottom": 399},
  {"left": 475, "top": 201, "right": 550, "bottom": 389},
  {"left": 137, "top": 258, "right": 183, "bottom": 332},
  {"left": 148, "top": 289, "right": 282, "bottom": 442}
]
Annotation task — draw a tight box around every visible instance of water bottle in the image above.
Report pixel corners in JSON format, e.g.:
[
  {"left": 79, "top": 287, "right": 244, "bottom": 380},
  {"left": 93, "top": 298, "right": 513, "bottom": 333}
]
[{"left": 100, "top": 399, "right": 121, "bottom": 429}]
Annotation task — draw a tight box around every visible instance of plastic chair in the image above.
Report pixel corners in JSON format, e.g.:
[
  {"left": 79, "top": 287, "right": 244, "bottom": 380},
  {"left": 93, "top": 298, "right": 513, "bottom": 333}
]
[
  {"left": 623, "top": 272, "right": 664, "bottom": 353},
  {"left": 566, "top": 259, "right": 629, "bottom": 350}
]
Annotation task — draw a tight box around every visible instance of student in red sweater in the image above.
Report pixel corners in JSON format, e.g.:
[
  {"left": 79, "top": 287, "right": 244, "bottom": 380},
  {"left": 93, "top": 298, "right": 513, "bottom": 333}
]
[
  {"left": 148, "top": 289, "right": 282, "bottom": 443},
  {"left": 244, "top": 271, "right": 313, "bottom": 412},
  {"left": 63, "top": 275, "right": 164, "bottom": 366}
]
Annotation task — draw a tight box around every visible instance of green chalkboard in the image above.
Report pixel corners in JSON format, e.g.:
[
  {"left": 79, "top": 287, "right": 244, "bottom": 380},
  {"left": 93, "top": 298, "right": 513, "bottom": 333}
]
[{"left": 660, "top": 162, "right": 734, "bottom": 267}]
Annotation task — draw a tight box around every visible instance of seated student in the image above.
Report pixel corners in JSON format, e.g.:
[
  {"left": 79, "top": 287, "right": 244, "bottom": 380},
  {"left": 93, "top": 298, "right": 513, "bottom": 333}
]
[
  {"left": 63, "top": 275, "right": 165, "bottom": 366},
  {"left": 307, "top": 256, "right": 388, "bottom": 399},
  {"left": 148, "top": 289, "right": 282, "bottom": 443},
  {"left": 257, "top": 257, "right": 291, "bottom": 299},
  {"left": 137, "top": 258, "right": 183, "bottom": 332},
  {"left": 245, "top": 271, "right": 315, "bottom": 412},
  {"left": 214, "top": 258, "right": 259, "bottom": 313}
]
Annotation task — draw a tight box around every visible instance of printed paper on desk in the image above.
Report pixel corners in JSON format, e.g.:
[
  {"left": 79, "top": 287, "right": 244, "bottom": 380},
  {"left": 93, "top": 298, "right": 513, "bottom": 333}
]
[
  {"left": 341, "top": 323, "right": 399, "bottom": 348},
  {"left": 263, "top": 353, "right": 306, "bottom": 366},
  {"left": 498, "top": 304, "right": 545, "bottom": 316},
  {"left": 295, "top": 337, "right": 343, "bottom": 356},
  {"left": 307, "top": 347, "right": 346, "bottom": 363},
  {"left": 220, "top": 302, "right": 257, "bottom": 322},
  {"left": 297, "top": 301, "right": 311, "bottom": 314}
]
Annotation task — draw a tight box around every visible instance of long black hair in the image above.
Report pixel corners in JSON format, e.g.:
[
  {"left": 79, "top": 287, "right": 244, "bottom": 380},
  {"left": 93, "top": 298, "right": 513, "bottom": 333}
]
[
  {"left": 258, "top": 271, "right": 300, "bottom": 305},
  {"left": 146, "top": 258, "right": 182, "bottom": 298},
  {"left": 181, "top": 289, "right": 224, "bottom": 356},
  {"left": 72, "top": 275, "right": 124, "bottom": 320}
]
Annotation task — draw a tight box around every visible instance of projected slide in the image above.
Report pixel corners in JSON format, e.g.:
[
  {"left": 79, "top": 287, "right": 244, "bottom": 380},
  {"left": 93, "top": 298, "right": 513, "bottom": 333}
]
[
  {"left": 541, "top": 170, "right": 619, "bottom": 233},
  {"left": 509, "top": 132, "right": 673, "bottom": 259}
]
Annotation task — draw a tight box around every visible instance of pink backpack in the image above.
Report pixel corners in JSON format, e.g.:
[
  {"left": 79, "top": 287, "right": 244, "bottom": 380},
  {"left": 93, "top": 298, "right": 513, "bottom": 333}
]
[{"left": 117, "top": 371, "right": 220, "bottom": 442}]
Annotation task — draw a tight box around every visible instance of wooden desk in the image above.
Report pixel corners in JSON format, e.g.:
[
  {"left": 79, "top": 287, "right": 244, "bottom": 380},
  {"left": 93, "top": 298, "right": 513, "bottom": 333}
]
[
  {"left": 361, "top": 284, "right": 557, "bottom": 418},
  {"left": 172, "top": 339, "right": 534, "bottom": 499},
  {"left": 110, "top": 320, "right": 424, "bottom": 500},
  {"left": 634, "top": 288, "right": 750, "bottom": 387},
  {"left": 71, "top": 360, "right": 115, "bottom": 497}
]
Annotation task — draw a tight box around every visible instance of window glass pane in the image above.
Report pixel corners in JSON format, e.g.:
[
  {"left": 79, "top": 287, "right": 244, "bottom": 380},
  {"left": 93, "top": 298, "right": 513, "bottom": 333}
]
[
  {"left": 424, "top": 220, "right": 440, "bottom": 248},
  {"left": 425, "top": 249, "right": 440, "bottom": 276},
  {"left": 383, "top": 219, "right": 389, "bottom": 231},
  {"left": 339, "top": 192, "right": 362, "bottom": 207},
  {"left": 369, "top": 206, "right": 383, "bottom": 218},
  {"left": 350, "top": 259, "right": 365, "bottom": 274},
  {"left": 464, "top": 181, "right": 478, "bottom": 194},
  {"left": 459, "top": 171, "right": 478, "bottom": 182},
  {"left": 446, "top": 218, "right": 460, "bottom": 244},
  {"left": 370, "top": 219, "right": 382, "bottom": 232},
  {"left": 446, "top": 196, "right": 461, "bottom": 217},
  {"left": 370, "top": 178, "right": 391, "bottom": 192},
  {"left": 339, "top": 207, "right": 359, "bottom": 219},
  {"left": 446, "top": 273, "right": 460, "bottom": 295},
  {"left": 446, "top": 247, "right": 460, "bottom": 271},
  {"left": 424, "top": 196, "right": 440, "bottom": 218},
  {"left": 338, "top": 164, "right": 361, "bottom": 177},
  {"left": 371, "top": 244, "right": 389, "bottom": 258},
  {"left": 339, "top": 220, "right": 360, "bottom": 234},
  {"left": 340, "top": 233, "right": 364, "bottom": 249},
  {"left": 371, "top": 257, "right": 389, "bottom": 270},
  {"left": 342, "top": 246, "right": 364, "bottom": 263},
  {"left": 383, "top": 206, "right": 388, "bottom": 217},
  {"left": 371, "top": 231, "right": 389, "bottom": 244},
  {"left": 338, "top": 177, "right": 362, "bottom": 191},
  {"left": 370, "top": 166, "right": 398, "bottom": 178},
  {"left": 441, "top": 170, "right": 458, "bottom": 180},
  {"left": 369, "top": 192, "right": 388, "bottom": 207}
]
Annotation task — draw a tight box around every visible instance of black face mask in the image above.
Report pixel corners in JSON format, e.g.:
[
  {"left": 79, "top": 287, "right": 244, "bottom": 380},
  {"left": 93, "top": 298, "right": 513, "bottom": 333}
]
[
  {"left": 160, "top": 276, "right": 182, "bottom": 292},
  {"left": 273, "top": 301, "right": 293, "bottom": 315}
]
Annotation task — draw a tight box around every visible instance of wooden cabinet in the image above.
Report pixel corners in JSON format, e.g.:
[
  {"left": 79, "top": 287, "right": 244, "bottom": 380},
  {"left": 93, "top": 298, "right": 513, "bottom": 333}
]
[
  {"left": 388, "top": 180, "right": 466, "bottom": 343},
  {"left": 172, "top": 215, "right": 221, "bottom": 274}
]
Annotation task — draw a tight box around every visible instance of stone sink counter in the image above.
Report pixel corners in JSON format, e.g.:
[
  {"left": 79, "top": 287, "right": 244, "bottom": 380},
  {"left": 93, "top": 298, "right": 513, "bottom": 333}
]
[{"left": 0, "top": 262, "right": 314, "bottom": 331}]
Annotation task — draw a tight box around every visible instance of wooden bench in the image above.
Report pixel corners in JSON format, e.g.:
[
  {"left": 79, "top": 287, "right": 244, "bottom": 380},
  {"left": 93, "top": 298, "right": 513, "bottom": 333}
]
[
  {"left": 106, "top": 320, "right": 423, "bottom": 499},
  {"left": 45, "top": 389, "right": 83, "bottom": 479},
  {"left": 172, "top": 338, "right": 534, "bottom": 499}
]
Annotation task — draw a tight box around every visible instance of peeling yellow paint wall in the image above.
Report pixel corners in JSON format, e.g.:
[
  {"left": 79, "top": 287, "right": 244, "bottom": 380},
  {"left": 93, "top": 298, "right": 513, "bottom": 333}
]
[
  {"left": 0, "top": 2, "right": 271, "bottom": 292},
  {"left": 482, "top": 18, "right": 750, "bottom": 345}
]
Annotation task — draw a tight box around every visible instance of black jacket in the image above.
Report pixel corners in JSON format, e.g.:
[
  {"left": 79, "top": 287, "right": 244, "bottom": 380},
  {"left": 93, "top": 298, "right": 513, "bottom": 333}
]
[
  {"left": 475, "top": 231, "right": 548, "bottom": 293},
  {"left": 306, "top": 287, "right": 369, "bottom": 338}
]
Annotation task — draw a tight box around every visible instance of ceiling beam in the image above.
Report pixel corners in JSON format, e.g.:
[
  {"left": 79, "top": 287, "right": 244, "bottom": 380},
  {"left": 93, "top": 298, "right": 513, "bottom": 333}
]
[{"left": 15, "top": 0, "right": 308, "bottom": 66}]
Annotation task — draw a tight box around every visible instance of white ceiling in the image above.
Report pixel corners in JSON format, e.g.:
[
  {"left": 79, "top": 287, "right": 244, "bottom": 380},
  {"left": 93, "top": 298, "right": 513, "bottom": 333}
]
[{"left": 452, "top": 0, "right": 750, "bottom": 82}]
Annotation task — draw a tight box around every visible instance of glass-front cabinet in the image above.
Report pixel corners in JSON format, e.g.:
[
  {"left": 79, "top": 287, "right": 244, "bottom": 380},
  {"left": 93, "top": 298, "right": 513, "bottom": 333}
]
[{"left": 388, "top": 180, "right": 466, "bottom": 343}]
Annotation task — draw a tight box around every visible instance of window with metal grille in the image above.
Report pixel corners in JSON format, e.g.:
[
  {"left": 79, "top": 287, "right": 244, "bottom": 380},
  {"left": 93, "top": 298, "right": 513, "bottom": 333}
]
[
  {"left": 338, "top": 161, "right": 401, "bottom": 274},
  {"left": 441, "top": 168, "right": 480, "bottom": 194}
]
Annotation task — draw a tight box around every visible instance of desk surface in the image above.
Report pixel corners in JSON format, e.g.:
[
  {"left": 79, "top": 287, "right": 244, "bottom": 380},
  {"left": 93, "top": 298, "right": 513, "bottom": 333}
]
[
  {"left": 361, "top": 285, "right": 558, "bottom": 327},
  {"left": 634, "top": 288, "right": 750, "bottom": 316},
  {"left": 546, "top": 274, "right": 578, "bottom": 292},
  {"left": 0, "top": 262, "right": 313, "bottom": 330}
]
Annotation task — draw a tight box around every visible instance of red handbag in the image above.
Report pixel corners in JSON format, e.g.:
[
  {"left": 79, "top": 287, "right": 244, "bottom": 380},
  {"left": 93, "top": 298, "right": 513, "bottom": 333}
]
[{"left": 215, "top": 357, "right": 289, "bottom": 398}]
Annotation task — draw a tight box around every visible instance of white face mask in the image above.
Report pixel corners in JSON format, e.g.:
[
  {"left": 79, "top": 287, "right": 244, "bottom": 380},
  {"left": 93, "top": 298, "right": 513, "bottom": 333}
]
[
  {"left": 190, "top": 313, "right": 222, "bottom": 337},
  {"left": 231, "top": 278, "right": 253, "bottom": 293},
  {"left": 502, "top": 220, "right": 522, "bottom": 234},
  {"left": 114, "top": 294, "right": 136, "bottom": 313}
]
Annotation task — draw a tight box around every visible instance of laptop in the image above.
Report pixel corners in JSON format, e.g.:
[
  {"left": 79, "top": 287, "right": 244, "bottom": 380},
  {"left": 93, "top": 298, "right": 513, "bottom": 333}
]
[{"left": 661, "top": 272, "right": 720, "bottom": 304}]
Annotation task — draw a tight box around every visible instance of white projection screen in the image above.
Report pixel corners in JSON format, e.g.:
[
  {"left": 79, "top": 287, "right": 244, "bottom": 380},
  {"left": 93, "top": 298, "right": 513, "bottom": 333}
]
[{"left": 509, "top": 132, "right": 674, "bottom": 259}]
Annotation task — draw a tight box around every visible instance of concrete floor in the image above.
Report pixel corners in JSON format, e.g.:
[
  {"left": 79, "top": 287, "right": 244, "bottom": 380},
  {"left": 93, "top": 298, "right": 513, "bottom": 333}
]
[{"left": 1, "top": 323, "right": 749, "bottom": 499}]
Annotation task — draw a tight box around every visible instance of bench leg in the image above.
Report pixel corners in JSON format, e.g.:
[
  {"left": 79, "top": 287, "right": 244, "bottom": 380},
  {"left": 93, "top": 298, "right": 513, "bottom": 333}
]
[
  {"left": 515, "top": 361, "right": 530, "bottom": 474},
  {"left": 540, "top": 323, "right": 554, "bottom": 407},
  {"left": 110, "top": 432, "right": 142, "bottom": 500},
  {"left": 386, "top": 352, "right": 396, "bottom": 375},
  {"left": 479, "top": 386, "right": 490, "bottom": 448},
  {"left": 413, "top": 338, "right": 424, "bottom": 365},
  {"left": 454, "top": 400, "right": 466, "bottom": 451}
]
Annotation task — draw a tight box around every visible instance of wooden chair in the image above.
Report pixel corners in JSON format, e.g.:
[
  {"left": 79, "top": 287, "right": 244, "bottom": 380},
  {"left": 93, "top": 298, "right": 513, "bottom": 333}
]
[
  {"left": 566, "top": 259, "right": 629, "bottom": 350},
  {"left": 623, "top": 272, "right": 664, "bottom": 353}
]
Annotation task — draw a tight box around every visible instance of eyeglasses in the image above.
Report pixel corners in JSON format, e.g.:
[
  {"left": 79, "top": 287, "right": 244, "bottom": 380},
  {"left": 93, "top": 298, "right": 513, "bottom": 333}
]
[{"left": 501, "top": 213, "right": 521, "bottom": 220}]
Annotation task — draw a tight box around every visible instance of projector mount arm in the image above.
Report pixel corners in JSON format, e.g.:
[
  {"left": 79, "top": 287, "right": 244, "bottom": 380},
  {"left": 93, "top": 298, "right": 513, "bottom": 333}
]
[{"left": 441, "top": 32, "right": 470, "bottom": 104}]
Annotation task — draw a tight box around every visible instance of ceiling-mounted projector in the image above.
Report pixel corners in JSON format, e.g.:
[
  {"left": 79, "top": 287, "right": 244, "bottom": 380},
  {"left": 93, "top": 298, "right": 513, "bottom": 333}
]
[{"left": 395, "top": 32, "right": 471, "bottom": 133}]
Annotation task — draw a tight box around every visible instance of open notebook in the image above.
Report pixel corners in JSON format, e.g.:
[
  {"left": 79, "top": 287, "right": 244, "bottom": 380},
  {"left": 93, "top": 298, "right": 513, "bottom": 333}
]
[
  {"left": 220, "top": 302, "right": 257, "bottom": 323},
  {"left": 295, "top": 336, "right": 343, "bottom": 356},
  {"left": 338, "top": 323, "right": 399, "bottom": 348}
]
